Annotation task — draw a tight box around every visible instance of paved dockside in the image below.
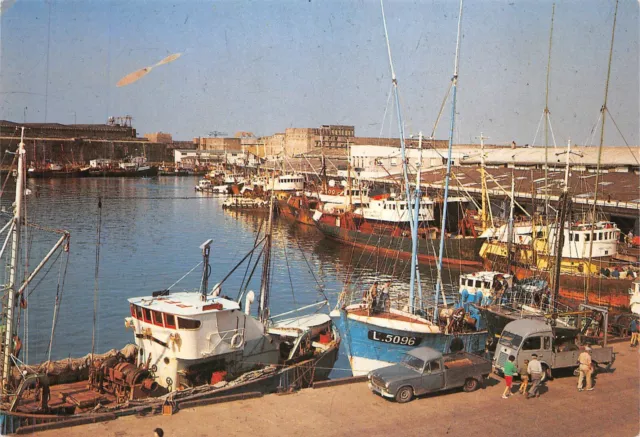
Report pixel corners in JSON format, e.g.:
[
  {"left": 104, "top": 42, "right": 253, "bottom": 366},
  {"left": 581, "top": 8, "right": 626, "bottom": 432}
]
[{"left": 40, "top": 345, "right": 639, "bottom": 437}]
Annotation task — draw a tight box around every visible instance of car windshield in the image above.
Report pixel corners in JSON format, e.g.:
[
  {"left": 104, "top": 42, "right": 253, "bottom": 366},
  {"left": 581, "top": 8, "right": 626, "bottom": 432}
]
[
  {"left": 499, "top": 331, "right": 523, "bottom": 348},
  {"left": 401, "top": 354, "right": 425, "bottom": 372}
]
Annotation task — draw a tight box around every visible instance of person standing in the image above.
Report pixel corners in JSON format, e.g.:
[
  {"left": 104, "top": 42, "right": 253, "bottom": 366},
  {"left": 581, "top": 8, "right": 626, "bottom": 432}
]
[
  {"left": 526, "top": 354, "right": 543, "bottom": 399},
  {"left": 377, "top": 281, "right": 391, "bottom": 312},
  {"left": 630, "top": 319, "right": 638, "bottom": 347},
  {"left": 577, "top": 346, "right": 595, "bottom": 391},
  {"left": 518, "top": 359, "right": 530, "bottom": 395},
  {"left": 502, "top": 355, "right": 517, "bottom": 399},
  {"left": 628, "top": 230, "right": 634, "bottom": 248}
]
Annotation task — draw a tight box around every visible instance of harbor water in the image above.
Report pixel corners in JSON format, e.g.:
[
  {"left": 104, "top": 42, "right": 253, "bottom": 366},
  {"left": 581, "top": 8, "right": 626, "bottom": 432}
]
[{"left": 4, "top": 176, "right": 463, "bottom": 378}]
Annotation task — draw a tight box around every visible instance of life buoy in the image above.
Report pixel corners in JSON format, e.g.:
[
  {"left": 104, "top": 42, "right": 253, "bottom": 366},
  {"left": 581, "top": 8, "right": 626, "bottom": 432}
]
[{"left": 230, "top": 333, "right": 244, "bottom": 349}]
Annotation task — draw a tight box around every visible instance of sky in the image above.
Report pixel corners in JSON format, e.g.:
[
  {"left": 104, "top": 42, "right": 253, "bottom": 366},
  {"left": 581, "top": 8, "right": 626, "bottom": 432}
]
[{"left": 0, "top": 0, "right": 638, "bottom": 146}]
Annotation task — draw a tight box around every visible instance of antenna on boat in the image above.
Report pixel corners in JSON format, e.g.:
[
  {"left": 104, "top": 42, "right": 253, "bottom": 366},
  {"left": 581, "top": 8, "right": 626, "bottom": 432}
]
[
  {"left": 2, "top": 127, "right": 25, "bottom": 394},
  {"left": 434, "top": 0, "right": 464, "bottom": 318},
  {"left": 199, "top": 239, "right": 213, "bottom": 301}
]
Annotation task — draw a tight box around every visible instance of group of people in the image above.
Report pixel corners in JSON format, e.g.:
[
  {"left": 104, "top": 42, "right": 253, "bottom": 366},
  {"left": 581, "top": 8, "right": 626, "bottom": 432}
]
[
  {"left": 502, "top": 347, "right": 597, "bottom": 400},
  {"left": 600, "top": 265, "right": 637, "bottom": 279},
  {"left": 363, "top": 281, "right": 391, "bottom": 314},
  {"left": 501, "top": 354, "right": 544, "bottom": 400}
]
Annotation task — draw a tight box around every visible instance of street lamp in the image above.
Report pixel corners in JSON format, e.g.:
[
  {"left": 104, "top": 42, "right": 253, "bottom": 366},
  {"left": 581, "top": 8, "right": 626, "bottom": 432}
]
[{"left": 23, "top": 107, "right": 27, "bottom": 123}]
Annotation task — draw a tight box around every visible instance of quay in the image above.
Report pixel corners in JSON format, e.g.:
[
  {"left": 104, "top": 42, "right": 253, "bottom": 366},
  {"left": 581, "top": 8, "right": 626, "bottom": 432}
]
[{"left": 40, "top": 345, "right": 639, "bottom": 437}]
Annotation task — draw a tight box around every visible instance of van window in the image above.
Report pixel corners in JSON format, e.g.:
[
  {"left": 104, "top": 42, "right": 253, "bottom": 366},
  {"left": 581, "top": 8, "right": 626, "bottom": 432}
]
[
  {"left": 499, "top": 331, "right": 523, "bottom": 348},
  {"left": 522, "top": 336, "right": 542, "bottom": 350}
]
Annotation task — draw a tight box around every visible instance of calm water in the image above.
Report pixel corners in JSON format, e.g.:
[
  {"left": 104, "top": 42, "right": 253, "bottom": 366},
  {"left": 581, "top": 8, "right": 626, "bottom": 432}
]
[{"left": 2, "top": 177, "right": 463, "bottom": 377}]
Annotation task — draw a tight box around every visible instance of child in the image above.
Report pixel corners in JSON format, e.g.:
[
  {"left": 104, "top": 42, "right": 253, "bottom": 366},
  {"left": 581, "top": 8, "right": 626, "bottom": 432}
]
[
  {"left": 502, "top": 355, "right": 517, "bottom": 399},
  {"left": 518, "top": 359, "right": 530, "bottom": 394}
]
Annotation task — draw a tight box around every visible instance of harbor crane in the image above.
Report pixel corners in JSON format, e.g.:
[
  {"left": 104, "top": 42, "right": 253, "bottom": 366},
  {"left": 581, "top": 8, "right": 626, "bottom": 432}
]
[{"left": 208, "top": 131, "right": 228, "bottom": 138}]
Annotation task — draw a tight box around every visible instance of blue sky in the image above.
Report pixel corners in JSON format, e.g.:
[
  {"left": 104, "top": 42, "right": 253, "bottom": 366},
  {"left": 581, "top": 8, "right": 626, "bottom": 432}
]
[{"left": 0, "top": 0, "right": 637, "bottom": 145}]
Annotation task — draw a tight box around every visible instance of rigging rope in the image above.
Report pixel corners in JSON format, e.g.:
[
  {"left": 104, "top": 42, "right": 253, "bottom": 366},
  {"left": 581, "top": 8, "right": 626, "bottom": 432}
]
[
  {"left": 47, "top": 247, "right": 70, "bottom": 362},
  {"left": 91, "top": 197, "right": 102, "bottom": 360}
]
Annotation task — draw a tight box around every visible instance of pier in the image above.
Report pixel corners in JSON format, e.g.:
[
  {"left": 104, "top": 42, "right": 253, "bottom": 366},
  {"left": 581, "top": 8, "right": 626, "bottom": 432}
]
[{"left": 39, "top": 343, "right": 639, "bottom": 437}]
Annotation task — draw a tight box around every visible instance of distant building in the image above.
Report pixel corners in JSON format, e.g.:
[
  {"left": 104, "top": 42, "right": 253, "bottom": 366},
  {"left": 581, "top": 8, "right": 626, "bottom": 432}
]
[
  {"left": 194, "top": 137, "right": 242, "bottom": 152},
  {"left": 144, "top": 132, "right": 173, "bottom": 143},
  {"left": 257, "top": 124, "right": 355, "bottom": 158},
  {"left": 174, "top": 149, "right": 223, "bottom": 168}
]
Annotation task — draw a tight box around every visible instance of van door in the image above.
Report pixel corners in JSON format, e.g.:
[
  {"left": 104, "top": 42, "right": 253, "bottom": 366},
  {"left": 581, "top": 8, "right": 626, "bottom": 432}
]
[{"left": 520, "top": 335, "right": 549, "bottom": 364}]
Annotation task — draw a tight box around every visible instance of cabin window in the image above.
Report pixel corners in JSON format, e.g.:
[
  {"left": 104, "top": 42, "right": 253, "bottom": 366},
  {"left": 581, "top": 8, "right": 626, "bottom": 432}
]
[
  {"left": 585, "top": 234, "right": 590, "bottom": 242},
  {"left": 135, "top": 305, "right": 143, "bottom": 320},
  {"left": 130, "top": 304, "right": 136, "bottom": 318},
  {"left": 143, "top": 308, "right": 152, "bottom": 324},
  {"left": 467, "top": 279, "right": 474, "bottom": 287},
  {"left": 152, "top": 310, "right": 164, "bottom": 327},
  {"left": 475, "top": 280, "right": 482, "bottom": 288},
  {"left": 178, "top": 317, "right": 201, "bottom": 330},
  {"left": 522, "top": 336, "right": 542, "bottom": 350},
  {"left": 543, "top": 336, "right": 551, "bottom": 350},
  {"left": 164, "top": 313, "right": 176, "bottom": 329},
  {"left": 573, "top": 233, "right": 580, "bottom": 242},
  {"left": 483, "top": 281, "right": 490, "bottom": 289}
]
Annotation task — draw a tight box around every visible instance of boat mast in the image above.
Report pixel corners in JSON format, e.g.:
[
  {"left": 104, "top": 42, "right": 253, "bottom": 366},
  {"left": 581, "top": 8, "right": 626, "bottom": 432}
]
[
  {"left": 380, "top": 0, "right": 418, "bottom": 313},
  {"left": 258, "top": 173, "right": 275, "bottom": 324},
  {"left": 434, "top": 0, "right": 464, "bottom": 315},
  {"left": 506, "top": 161, "right": 515, "bottom": 272},
  {"left": 2, "top": 128, "right": 25, "bottom": 393},
  {"left": 199, "top": 239, "right": 213, "bottom": 301},
  {"left": 412, "top": 133, "right": 424, "bottom": 311},
  {"left": 550, "top": 139, "right": 575, "bottom": 313},
  {"left": 478, "top": 132, "right": 491, "bottom": 232},
  {"left": 585, "top": 0, "right": 618, "bottom": 301},
  {"left": 543, "top": 3, "right": 555, "bottom": 218}
]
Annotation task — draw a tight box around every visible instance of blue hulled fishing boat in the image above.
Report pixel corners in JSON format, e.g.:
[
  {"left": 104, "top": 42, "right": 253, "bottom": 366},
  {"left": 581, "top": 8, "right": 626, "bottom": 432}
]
[{"left": 331, "top": 0, "right": 488, "bottom": 376}]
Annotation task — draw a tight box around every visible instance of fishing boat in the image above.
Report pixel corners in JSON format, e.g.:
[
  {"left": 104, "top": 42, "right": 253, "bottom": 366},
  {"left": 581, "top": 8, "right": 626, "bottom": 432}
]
[
  {"left": 332, "top": 0, "right": 488, "bottom": 376},
  {"left": 87, "top": 158, "right": 159, "bottom": 178},
  {"left": 0, "top": 131, "right": 339, "bottom": 434}
]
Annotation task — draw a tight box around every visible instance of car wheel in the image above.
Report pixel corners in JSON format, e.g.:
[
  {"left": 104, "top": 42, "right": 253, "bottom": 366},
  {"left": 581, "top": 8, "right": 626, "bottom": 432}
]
[
  {"left": 395, "top": 386, "right": 414, "bottom": 403},
  {"left": 463, "top": 378, "right": 479, "bottom": 392},
  {"left": 541, "top": 364, "right": 552, "bottom": 382}
]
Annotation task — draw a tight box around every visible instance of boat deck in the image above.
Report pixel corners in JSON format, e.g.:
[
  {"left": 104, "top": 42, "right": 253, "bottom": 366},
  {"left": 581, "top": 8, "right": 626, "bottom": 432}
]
[
  {"left": 15, "top": 381, "right": 116, "bottom": 414},
  {"left": 348, "top": 308, "right": 431, "bottom": 325}
]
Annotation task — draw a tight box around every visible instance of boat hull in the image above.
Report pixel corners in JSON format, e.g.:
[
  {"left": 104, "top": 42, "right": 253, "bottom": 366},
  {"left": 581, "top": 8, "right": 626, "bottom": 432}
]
[
  {"left": 333, "top": 309, "right": 487, "bottom": 376},
  {"left": 482, "top": 255, "right": 635, "bottom": 309},
  {"left": 87, "top": 166, "right": 159, "bottom": 178},
  {"left": 27, "top": 170, "right": 87, "bottom": 178},
  {"left": 316, "top": 221, "right": 484, "bottom": 268}
]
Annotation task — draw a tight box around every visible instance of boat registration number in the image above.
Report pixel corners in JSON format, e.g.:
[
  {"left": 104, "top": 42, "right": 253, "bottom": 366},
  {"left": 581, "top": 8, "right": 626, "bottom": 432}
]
[{"left": 368, "top": 330, "right": 421, "bottom": 346}]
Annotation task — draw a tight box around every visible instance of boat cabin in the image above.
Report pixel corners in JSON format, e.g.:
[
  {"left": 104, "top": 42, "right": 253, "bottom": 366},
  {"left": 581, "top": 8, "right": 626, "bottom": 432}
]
[
  {"left": 458, "top": 271, "right": 513, "bottom": 306},
  {"left": 126, "top": 291, "right": 278, "bottom": 391}
]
